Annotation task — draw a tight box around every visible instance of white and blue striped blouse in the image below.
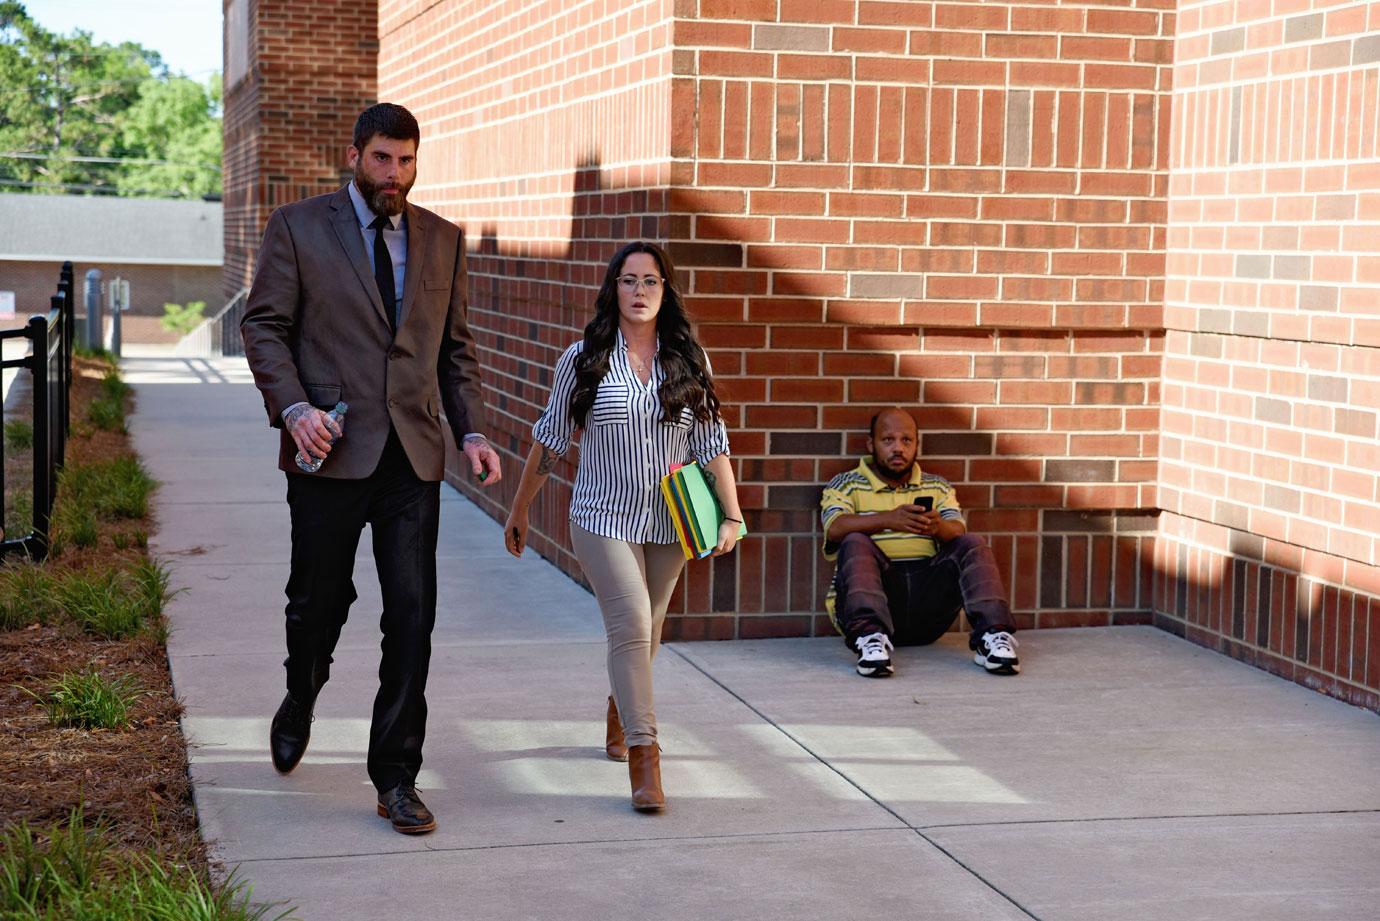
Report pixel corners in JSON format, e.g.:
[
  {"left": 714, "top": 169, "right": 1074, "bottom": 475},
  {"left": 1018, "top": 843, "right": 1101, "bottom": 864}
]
[{"left": 532, "top": 331, "right": 731, "bottom": 544}]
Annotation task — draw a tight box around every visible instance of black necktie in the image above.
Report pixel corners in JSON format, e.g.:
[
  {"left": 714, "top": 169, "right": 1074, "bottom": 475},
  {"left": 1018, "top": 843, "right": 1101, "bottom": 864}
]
[{"left": 370, "top": 214, "right": 396, "bottom": 332}]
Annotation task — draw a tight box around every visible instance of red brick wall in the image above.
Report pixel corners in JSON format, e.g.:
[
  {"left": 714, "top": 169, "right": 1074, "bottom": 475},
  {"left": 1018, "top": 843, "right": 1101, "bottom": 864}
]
[
  {"left": 240, "top": 0, "right": 1380, "bottom": 709},
  {"left": 377, "top": 0, "right": 1175, "bottom": 639},
  {"left": 222, "top": 0, "right": 379, "bottom": 301},
  {"left": 380, "top": 0, "right": 676, "bottom": 581},
  {"left": 668, "top": 0, "right": 1175, "bottom": 637},
  {"left": 0, "top": 262, "right": 221, "bottom": 343},
  {"left": 0, "top": 263, "right": 67, "bottom": 329},
  {"left": 1158, "top": 0, "right": 1380, "bottom": 709}
]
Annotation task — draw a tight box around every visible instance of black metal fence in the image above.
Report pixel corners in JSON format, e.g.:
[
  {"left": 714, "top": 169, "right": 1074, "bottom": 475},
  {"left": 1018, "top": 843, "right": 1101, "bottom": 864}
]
[{"left": 1, "top": 261, "right": 75, "bottom": 561}]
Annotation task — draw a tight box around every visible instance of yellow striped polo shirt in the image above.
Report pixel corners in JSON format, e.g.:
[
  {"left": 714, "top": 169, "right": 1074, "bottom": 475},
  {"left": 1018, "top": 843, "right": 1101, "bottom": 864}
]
[
  {"left": 819, "top": 458, "right": 964, "bottom": 563},
  {"left": 819, "top": 459, "right": 965, "bottom": 625}
]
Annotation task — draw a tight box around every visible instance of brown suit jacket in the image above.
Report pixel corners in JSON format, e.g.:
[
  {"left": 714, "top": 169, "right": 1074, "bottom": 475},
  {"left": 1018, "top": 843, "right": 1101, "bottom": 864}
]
[{"left": 240, "top": 185, "right": 487, "bottom": 481}]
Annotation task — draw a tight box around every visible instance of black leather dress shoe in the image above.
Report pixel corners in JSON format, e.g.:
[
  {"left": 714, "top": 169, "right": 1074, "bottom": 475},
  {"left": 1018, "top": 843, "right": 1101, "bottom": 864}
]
[
  {"left": 376, "top": 783, "right": 437, "bottom": 834},
  {"left": 269, "top": 692, "right": 314, "bottom": 774}
]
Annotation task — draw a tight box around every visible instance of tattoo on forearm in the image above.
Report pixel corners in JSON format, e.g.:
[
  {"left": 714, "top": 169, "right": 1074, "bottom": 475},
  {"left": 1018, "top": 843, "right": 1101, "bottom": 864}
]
[
  {"left": 536, "top": 446, "right": 555, "bottom": 475},
  {"left": 703, "top": 469, "right": 718, "bottom": 491}
]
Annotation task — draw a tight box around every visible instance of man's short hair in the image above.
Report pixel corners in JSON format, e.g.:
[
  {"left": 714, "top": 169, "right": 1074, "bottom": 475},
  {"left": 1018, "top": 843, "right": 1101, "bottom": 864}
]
[{"left": 352, "top": 103, "right": 421, "bottom": 151}]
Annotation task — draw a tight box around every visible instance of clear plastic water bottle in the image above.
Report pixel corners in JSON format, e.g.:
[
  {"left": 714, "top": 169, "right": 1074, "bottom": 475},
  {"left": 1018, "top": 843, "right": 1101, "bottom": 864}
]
[{"left": 295, "top": 402, "right": 348, "bottom": 473}]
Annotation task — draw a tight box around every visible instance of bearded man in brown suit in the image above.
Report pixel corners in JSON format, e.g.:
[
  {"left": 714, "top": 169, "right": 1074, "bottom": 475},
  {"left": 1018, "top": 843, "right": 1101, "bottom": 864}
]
[{"left": 241, "top": 103, "right": 501, "bottom": 835}]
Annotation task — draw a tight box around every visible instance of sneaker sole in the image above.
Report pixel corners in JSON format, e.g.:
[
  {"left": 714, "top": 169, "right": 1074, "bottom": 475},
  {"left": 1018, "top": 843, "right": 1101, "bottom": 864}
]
[
  {"left": 856, "top": 664, "right": 894, "bottom": 677},
  {"left": 973, "top": 652, "right": 1020, "bottom": 675},
  {"left": 376, "top": 804, "right": 437, "bottom": 834}
]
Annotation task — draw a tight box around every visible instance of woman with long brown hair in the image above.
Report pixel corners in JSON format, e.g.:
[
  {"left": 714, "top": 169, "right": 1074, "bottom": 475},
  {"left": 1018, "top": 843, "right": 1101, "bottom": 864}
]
[{"left": 503, "top": 241, "right": 742, "bottom": 812}]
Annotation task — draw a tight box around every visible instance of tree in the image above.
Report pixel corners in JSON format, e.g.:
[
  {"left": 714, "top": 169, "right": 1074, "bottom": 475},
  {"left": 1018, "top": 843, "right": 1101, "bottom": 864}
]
[
  {"left": 0, "top": 1, "right": 220, "bottom": 198},
  {"left": 117, "top": 73, "right": 222, "bottom": 198}
]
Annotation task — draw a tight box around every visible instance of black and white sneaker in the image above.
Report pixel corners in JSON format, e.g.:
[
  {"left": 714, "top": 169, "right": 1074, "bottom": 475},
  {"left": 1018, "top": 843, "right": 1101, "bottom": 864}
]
[
  {"left": 854, "top": 632, "right": 894, "bottom": 677},
  {"left": 973, "top": 630, "right": 1020, "bottom": 674}
]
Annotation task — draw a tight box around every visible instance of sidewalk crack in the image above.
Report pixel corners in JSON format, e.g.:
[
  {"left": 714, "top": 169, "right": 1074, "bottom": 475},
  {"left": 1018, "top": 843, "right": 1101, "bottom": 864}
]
[
  {"left": 917, "top": 807, "right": 1380, "bottom": 833},
  {"left": 666, "top": 645, "right": 1043, "bottom": 921}
]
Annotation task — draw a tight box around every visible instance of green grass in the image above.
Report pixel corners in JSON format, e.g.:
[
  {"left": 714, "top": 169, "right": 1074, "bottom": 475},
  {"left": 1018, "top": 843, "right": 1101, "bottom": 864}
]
[
  {"left": 55, "top": 511, "right": 101, "bottom": 552},
  {"left": 55, "top": 455, "right": 156, "bottom": 532},
  {"left": 99, "top": 370, "right": 132, "bottom": 403},
  {"left": 53, "top": 566, "right": 155, "bottom": 640},
  {"left": 50, "top": 455, "right": 156, "bottom": 554},
  {"left": 0, "top": 559, "right": 172, "bottom": 639},
  {"left": 86, "top": 397, "right": 126, "bottom": 433},
  {"left": 23, "top": 670, "right": 142, "bottom": 731},
  {"left": 109, "top": 530, "right": 148, "bottom": 552},
  {"left": 131, "top": 558, "right": 175, "bottom": 644},
  {"left": 81, "top": 368, "right": 132, "bottom": 433},
  {"left": 0, "top": 563, "right": 55, "bottom": 631},
  {"left": 0, "top": 812, "right": 295, "bottom": 920},
  {"left": 4, "top": 490, "right": 33, "bottom": 541},
  {"left": 4, "top": 419, "right": 33, "bottom": 452}
]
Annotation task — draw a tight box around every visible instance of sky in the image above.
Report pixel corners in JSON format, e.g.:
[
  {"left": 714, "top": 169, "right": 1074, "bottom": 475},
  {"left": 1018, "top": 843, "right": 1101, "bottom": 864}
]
[{"left": 24, "top": 0, "right": 223, "bottom": 79}]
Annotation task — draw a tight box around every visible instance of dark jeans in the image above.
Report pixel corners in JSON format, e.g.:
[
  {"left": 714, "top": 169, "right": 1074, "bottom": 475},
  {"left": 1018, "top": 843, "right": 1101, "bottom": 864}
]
[
  {"left": 833, "top": 531, "right": 1014, "bottom": 649},
  {"left": 284, "top": 428, "right": 440, "bottom": 793}
]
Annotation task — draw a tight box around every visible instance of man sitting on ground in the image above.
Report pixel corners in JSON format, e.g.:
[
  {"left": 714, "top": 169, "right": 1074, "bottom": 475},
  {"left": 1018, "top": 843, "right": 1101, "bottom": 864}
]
[{"left": 819, "top": 407, "right": 1021, "bottom": 678}]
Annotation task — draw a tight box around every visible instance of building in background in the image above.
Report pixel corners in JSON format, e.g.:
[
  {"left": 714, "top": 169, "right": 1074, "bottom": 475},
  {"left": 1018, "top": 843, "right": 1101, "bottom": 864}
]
[
  {"left": 223, "top": 0, "right": 1380, "bottom": 711},
  {"left": 0, "top": 194, "right": 222, "bottom": 343}
]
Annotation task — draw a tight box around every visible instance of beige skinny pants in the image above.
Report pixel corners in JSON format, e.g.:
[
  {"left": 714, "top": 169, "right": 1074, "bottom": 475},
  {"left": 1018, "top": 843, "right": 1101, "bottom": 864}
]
[{"left": 570, "top": 523, "right": 686, "bottom": 747}]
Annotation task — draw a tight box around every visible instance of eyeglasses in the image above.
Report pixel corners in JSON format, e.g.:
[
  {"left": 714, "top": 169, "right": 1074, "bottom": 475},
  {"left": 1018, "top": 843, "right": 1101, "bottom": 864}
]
[{"left": 616, "top": 275, "right": 664, "bottom": 292}]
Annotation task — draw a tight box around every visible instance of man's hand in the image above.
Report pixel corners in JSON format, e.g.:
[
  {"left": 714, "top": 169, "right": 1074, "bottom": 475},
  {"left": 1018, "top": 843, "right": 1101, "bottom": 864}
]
[
  {"left": 285, "top": 403, "right": 341, "bottom": 461},
  {"left": 884, "top": 505, "right": 933, "bottom": 535},
  {"left": 885, "top": 507, "right": 958, "bottom": 541},
  {"left": 915, "top": 509, "right": 943, "bottom": 536},
  {"left": 462, "top": 437, "right": 502, "bottom": 486}
]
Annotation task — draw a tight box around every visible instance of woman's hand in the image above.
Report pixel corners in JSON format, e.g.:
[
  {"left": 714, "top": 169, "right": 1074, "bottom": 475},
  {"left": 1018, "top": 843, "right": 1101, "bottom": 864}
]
[
  {"left": 712, "top": 518, "right": 740, "bottom": 557},
  {"left": 504, "top": 508, "right": 529, "bottom": 557}
]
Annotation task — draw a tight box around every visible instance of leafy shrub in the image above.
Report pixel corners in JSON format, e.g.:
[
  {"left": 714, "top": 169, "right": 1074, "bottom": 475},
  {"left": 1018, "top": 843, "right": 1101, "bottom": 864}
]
[{"left": 159, "top": 301, "right": 206, "bottom": 337}]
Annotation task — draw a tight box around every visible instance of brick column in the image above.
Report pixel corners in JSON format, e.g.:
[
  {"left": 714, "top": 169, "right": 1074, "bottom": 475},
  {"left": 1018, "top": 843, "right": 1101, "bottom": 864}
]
[
  {"left": 1159, "top": 0, "right": 1380, "bottom": 710},
  {"left": 222, "top": 0, "right": 378, "bottom": 301}
]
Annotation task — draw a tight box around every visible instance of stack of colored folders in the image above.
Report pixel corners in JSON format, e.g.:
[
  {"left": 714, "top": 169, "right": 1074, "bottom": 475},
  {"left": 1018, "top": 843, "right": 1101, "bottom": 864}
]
[{"left": 660, "top": 461, "right": 748, "bottom": 560}]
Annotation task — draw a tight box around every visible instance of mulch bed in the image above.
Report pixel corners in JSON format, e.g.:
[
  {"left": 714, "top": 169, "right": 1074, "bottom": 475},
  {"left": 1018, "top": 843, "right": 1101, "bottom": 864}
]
[{"left": 0, "top": 355, "right": 204, "bottom": 864}]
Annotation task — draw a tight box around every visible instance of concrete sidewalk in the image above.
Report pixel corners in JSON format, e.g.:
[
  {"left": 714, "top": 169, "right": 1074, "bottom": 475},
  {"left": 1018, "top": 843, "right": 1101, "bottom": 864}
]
[{"left": 126, "top": 356, "right": 1380, "bottom": 921}]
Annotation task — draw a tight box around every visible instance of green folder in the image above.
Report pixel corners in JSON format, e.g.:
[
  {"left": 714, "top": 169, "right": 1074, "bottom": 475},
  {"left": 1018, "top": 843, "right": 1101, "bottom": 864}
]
[{"left": 674, "top": 462, "right": 747, "bottom": 557}]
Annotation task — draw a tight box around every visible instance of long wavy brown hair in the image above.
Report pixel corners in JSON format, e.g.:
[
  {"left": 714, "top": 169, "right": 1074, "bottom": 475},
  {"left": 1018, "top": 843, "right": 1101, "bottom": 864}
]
[{"left": 569, "top": 241, "right": 721, "bottom": 427}]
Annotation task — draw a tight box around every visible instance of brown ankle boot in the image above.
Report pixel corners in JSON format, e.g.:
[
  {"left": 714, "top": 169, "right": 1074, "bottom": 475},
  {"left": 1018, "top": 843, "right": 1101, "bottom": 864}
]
[
  {"left": 627, "top": 743, "right": 665, "bottom": 812},
  {"left": 604, "top": 696, "right": 628, "bottom": 762}
]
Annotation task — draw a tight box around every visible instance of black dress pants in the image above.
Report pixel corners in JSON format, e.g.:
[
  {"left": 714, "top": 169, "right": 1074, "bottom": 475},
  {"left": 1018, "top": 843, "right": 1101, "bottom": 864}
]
[{"left": 283, "top": 428, "right": 440, "bottom": 793}]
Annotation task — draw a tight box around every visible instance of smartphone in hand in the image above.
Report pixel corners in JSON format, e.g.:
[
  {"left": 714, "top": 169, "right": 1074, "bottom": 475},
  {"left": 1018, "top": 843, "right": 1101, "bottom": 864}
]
[{"left": 913, "top": 496, "right": 934, "bottom": 512}]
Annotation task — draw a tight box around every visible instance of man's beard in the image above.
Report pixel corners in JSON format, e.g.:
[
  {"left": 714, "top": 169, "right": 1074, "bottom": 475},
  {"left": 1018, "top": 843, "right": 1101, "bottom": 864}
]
[
  {"left": 354, "top": 167, "right": 413, "bottom": 216},
  {"left": 872, "top": 451, "right": 915, "bottom": 482}
]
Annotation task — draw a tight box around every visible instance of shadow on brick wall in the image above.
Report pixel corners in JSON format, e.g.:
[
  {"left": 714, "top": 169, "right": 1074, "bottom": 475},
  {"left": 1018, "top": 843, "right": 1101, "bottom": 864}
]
[
  {"left": 443, "top": 154, "right": 1159, "bottom": 646},
  {"left": 1152, "top": 522, "right": 1379, "bottom": 711},
  {"left": 434, "top": 155, "right": 1377, "bottom": 711}
]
